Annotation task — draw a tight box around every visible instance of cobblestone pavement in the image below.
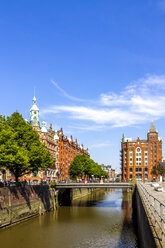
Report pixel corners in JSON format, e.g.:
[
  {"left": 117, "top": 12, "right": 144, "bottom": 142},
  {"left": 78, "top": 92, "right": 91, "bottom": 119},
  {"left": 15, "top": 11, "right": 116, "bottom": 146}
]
[
  {"left": 142, "top": 182, "right": 165, "bottom": 205},
  {"left": 139, "top": 182, "right": 165, "bottom": 217}
]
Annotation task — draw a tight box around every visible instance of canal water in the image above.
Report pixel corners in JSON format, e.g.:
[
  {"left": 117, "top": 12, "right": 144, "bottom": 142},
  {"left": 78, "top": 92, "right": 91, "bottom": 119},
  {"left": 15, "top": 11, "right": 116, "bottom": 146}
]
[{"left": 0, "top": 189, "right": 139, "bottom": 248}]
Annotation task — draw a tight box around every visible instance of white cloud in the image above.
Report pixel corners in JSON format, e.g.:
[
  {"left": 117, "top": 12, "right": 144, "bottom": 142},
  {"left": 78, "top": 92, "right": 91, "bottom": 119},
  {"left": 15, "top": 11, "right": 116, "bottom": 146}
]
[
  {"left": 90, "top": 142, "right": 112, "bottom": 148},
  {"left": 41, "top": 74, "right": 165, "bottom": 128},
  {"left": 69, "top": 124, "right": 106, "bottom": 131}
]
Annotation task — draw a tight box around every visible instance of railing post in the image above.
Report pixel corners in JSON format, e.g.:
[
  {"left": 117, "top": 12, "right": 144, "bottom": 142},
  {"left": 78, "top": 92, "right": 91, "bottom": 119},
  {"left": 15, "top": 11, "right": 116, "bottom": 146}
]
[
  {"left": 161, "top": 219, "right": 165, "bottom": 241},
  {"left": 160, "top": 204, "right": 165, "bottom": 241},
  {"left": 160, "top": 203, "right": 163, "bottom": 216},
  {"left": 154, "top": 198, "right": 158, "bottom": 227}
]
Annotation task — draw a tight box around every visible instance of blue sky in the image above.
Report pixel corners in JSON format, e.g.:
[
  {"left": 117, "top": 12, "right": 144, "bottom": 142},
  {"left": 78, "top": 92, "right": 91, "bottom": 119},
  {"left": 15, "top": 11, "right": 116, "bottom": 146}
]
[{"left": 1, "top": 0, "right": 165, "bottom": 171}]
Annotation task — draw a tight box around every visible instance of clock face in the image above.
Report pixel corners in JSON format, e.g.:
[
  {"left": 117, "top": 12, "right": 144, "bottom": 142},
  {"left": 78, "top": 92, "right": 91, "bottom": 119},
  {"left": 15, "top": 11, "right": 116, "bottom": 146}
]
[{"left": 34, "top": 111, "right": 37, "bottom": 114}]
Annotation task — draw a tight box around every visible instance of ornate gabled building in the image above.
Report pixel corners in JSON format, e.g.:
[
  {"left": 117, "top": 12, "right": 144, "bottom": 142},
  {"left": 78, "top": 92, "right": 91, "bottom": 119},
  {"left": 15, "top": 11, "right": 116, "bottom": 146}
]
[
  {"left": 58, "top": 128, "right": 89, "bottom": 181},
  {"left": 121, "top": 122, "right": 162, "bottom": 180},
  {"left": 30, "top": 96, "right": 89, "bottom": 182}
]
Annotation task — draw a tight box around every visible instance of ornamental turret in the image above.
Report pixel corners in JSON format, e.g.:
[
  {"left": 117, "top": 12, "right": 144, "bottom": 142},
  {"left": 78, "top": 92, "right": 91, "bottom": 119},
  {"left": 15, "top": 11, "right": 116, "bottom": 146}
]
[
  {"left": 54, "top": 130, "right": 59, "bottom": 141},
  {"left": 30, "top": 96, "right": 39, "bottom": 128},
  {"left": 41, "top": 121, "right": 47, "bottom": 133}
]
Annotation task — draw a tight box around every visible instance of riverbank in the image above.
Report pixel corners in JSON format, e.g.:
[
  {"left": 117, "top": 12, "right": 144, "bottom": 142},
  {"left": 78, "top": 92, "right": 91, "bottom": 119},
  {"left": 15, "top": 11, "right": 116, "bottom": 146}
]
[
  {"left": 0, "top": 185, "right": 103, "bottom": 229},
  {"left": 0, "top": 185, "right": 57, "bottom": 229}
]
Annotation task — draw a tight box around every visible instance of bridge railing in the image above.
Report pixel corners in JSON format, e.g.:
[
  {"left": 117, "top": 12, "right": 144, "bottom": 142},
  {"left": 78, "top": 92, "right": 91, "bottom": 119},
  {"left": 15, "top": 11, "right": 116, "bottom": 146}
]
[{"left": 137, "top": 182, "right": 165, "bottom": 243}]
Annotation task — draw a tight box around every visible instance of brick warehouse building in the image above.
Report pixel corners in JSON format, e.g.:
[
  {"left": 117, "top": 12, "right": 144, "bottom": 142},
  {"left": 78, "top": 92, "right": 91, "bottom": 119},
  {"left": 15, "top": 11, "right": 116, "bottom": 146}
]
[
  {"left": 30, "top": 96, "right": 89, "bottom": 182},
  {"left": 121, "top": 122, "right": 162, "bottom": 180},
  {"left": 58, "top": 129, "right": 89, "bottom": 181}
]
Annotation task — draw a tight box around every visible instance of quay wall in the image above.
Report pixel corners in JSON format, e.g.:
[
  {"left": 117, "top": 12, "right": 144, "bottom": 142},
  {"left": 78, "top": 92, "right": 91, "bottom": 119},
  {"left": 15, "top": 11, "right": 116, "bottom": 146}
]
[
  {"left": 0, "top": 186, "right": 101, "bottom": 228},
  {"left": 0, "top": 185, "right": 58, "bottom": 229},
  {"left": 133, "top": 186, "right": 157, "bottom": 248}
]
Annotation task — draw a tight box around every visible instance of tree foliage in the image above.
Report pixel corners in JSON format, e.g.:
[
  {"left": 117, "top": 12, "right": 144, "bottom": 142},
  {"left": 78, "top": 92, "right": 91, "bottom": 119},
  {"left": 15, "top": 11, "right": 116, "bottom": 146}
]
[
  {"left": 69, "top": 154, "right": 108, "bottom": 179},
  {"left": 0, "top": 112, "right": 54, "bottom": 182},
  {"left": 151, "top": 164, "right": 165, "bottom": 177}
]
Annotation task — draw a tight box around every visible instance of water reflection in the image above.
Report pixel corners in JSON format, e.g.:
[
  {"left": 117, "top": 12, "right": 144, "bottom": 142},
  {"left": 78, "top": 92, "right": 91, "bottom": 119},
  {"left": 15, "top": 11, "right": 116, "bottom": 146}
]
[{"left": 0, "top": 189, "right": 139, "bottom": 248}]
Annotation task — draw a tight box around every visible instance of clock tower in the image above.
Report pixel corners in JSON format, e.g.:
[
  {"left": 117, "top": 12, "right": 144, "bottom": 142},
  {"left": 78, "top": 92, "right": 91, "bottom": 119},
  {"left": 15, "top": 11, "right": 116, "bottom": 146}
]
[{"left": 30, "top": 96, "right": 40, "bottom": 128}]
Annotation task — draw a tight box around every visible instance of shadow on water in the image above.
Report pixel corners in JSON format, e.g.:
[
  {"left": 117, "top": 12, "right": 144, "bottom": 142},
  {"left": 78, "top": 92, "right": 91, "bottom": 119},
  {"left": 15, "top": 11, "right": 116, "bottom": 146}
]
[
  {"left": 117, "top": 190, "right": 140, "bottom": 248},
  {"left": 59, "top": 188, "right": 140, "bottom": 248}
]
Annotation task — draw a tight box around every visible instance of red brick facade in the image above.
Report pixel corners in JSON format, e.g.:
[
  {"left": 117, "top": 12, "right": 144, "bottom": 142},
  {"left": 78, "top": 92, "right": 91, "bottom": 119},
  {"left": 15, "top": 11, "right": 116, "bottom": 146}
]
[
  {"left": 121, "top": 122, "right": 162, "bottom": 180},
  {"left": 32, "top": 124, "right": 89, "bottom": 182},
  {"left": 58, "top": 128, "right": 89, "bottom": 181}
]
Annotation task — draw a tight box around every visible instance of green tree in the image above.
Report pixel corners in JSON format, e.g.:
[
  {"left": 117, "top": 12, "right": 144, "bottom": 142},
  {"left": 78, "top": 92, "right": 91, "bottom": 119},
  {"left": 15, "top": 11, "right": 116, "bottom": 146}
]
[
  {"left": 0, "top": 112, "right": 54, "bottom": 183},
  {"left": 69, "top": 154, "right": 108, "bottom": 180},
  {"left": 151, "top": 164, "right": 165, "bottom": 178},
  {"left": 81, "top": 155, "right": 93, "bottom": 178},
  {"left": 69, "top": 155, "right": 84, "bottom": 179}
]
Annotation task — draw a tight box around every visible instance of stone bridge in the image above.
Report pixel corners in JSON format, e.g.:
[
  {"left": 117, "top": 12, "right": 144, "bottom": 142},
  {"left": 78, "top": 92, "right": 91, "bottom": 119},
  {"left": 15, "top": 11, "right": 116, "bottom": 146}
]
[{"left": 55, "top": 182, "right": 132, "bottom": 189}]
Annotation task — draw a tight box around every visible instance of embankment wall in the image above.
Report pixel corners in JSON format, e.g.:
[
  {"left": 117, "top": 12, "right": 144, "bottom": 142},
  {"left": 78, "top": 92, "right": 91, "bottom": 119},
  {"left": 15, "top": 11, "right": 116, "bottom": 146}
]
[
  {"left": 0, "top": 185, "right": 58, "bottom": 228},
  {"left": 133, "top": 187, "right": 157, "bottom": 248}
]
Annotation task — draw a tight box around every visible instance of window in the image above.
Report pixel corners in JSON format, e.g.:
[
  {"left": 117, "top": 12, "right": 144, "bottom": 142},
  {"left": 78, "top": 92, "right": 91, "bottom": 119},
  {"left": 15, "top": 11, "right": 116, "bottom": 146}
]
[
  {"left": 154, "top": 146, "right": 156, "bottom": 149},
  {"left": 130, "top": 158, "right": 132, "bottom": 161},
  {"left": 151, "top": 146, "right": 153, "bottom": 149},
  {"left": 135, "top": 168, "right": 142, "bottom": 172},
  {"left": 130, "top": 168, "right": 132, "bottom": 172},
  {"left": 137, "top": 148, "right": 140, "bottom": 152},
  {"left": 145, "top": 157, "right": 147, "bottom": 160},
  {"left": 145, "top": 168, "right": 148, "bottom": 172},
  {"left": 145, "top": 143, "right": 148, "bottom": 147},
  {"left": 130, "top": 175, "right": 132, "bottom": 178}
]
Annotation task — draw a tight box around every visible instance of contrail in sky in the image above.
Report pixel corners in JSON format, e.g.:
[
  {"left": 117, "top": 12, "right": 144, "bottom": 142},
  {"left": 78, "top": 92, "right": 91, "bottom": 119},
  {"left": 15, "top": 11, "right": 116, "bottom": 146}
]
[{"left": 51, "top": 80, "right": 86, "bottom": 102}]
